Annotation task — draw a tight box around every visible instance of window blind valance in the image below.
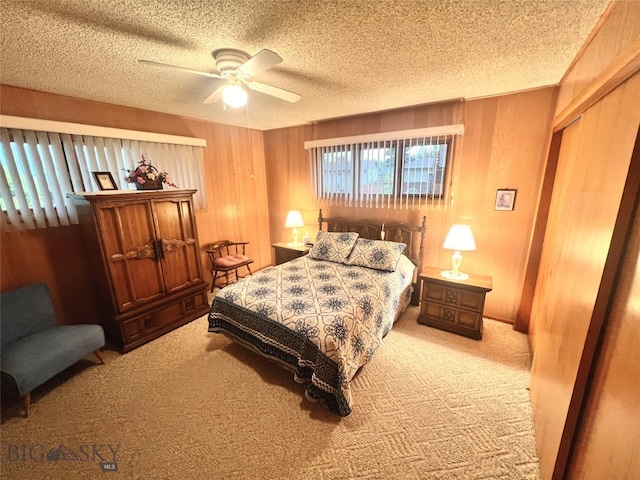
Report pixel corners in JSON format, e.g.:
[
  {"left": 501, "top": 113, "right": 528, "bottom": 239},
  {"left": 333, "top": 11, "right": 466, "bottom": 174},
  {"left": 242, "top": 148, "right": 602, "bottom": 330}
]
[
  {"left": 304, "top": 124, "right": 464, "bottom": 150},
  {"left": 0, "top": 115, "right": 207, "bottom": 147}
]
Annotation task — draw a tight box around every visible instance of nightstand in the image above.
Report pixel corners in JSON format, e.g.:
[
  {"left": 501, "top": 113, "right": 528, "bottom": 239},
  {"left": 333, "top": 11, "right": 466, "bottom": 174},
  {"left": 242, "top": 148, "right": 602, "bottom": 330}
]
[
  {"left": 272, "top": 242, "right": 309, "bottom": 265},
  {"left": 418, "top": 266, "right": 493, "bottom": 339}
]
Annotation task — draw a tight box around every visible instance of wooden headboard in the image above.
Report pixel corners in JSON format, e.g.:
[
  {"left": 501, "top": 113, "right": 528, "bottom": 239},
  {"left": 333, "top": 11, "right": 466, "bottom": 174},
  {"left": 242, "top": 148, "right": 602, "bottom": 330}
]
[{"left": 317, "top": 209, "right": 427, "bottom": 305}]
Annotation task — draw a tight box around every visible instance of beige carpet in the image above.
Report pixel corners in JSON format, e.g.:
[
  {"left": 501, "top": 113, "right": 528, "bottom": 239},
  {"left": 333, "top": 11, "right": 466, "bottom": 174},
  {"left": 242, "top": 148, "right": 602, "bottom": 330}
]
[{"left": 1, "top": 307, "right": 540, "bottom": 479}]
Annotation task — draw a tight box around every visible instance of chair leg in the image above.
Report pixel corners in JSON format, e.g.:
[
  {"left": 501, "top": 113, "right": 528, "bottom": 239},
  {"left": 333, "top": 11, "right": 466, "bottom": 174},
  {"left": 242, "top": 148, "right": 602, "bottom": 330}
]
[
  {"left": 237, "top": 265, "right": 252, "bottom": 280},
  {"left": 23, "top": 392, "right": 30, "bottom": 418},
  {"left": 94, "top": 349, "right": 105, "bottom": 364},
  {"left": 210, "top": 271, "right": 220, "bottom": 292}
]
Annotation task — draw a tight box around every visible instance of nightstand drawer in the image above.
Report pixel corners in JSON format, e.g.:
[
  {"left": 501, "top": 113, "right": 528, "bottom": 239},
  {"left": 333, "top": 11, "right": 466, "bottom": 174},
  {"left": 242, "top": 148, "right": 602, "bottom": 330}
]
[
  {"left": 422, "top": 284, "right": 485, "bottom": 312},
  {"left": 420, "top": 302, "right": 482, "bottom": 328}
]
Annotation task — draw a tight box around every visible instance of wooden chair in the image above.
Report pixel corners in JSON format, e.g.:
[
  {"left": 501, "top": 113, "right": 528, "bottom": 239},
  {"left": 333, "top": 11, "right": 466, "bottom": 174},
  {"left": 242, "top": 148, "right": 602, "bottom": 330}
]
[{"left": 206, "top": 240, "right": 254, "bottom": 292}]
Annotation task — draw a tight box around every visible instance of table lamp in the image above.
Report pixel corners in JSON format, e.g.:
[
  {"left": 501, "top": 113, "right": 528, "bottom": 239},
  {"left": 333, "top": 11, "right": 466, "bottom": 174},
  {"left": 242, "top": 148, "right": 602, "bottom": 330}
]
[
  {"left": 442, "top": 224, "right": 476, "bottom": 280},
  {"left": 285, "top": 210, "right": 304, "bottom": 245}
]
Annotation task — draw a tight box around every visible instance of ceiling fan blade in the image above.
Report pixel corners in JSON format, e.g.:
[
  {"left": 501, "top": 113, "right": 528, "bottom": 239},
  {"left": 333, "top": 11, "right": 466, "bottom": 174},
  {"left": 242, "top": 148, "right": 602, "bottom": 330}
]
[
  {"left": 238, "top": 49, "right": 283, "bottom": 78},
  {"left": 244, "top": 81, "right": 301, "bottom": 103},
  {"left": 203, "top": 84, "right": 227, "bottom": 104},
  {"left": 138, "top": 60, "right": 225, "bottom": 79}
]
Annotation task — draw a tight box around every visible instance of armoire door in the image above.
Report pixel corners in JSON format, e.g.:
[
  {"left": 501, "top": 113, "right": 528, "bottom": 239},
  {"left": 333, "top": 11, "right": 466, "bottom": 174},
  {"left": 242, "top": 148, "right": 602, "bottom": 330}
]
[
  {"left": 96, "top": 200, "right": 166, "bottom": 312},
  {"left": 151, "top": 197, "right": 204, "bottom": 295}
]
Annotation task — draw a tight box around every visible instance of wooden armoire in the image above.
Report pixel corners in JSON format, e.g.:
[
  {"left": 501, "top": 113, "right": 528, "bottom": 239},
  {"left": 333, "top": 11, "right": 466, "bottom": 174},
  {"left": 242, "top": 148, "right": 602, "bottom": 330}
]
[{"left": 69, "top": 189, "right": 209, "bottom": 352}]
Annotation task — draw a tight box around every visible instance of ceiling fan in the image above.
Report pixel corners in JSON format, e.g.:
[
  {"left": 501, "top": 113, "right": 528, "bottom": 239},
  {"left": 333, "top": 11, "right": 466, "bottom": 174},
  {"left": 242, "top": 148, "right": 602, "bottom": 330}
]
[{"left": 139, "top": 48, "right": 301, "bottom": 108}]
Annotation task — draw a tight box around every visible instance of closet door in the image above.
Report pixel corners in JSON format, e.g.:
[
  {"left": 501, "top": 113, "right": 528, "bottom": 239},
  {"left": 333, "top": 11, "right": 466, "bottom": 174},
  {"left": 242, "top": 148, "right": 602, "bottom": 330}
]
[
  {"left": 151, "top": 196, "right": 204, "bottom": 294},
  {"left": 96, "top": 200, "right": 165, "bottom": 312},
  {"left": 529, "top": 73, "right": 640, "bottom": 479}
]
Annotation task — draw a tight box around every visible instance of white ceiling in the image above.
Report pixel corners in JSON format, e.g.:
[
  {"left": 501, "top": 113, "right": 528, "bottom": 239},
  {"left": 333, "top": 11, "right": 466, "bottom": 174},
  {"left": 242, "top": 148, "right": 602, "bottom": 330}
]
[{"left": 0, "top": 0, "right": 611, "bottom": 131}]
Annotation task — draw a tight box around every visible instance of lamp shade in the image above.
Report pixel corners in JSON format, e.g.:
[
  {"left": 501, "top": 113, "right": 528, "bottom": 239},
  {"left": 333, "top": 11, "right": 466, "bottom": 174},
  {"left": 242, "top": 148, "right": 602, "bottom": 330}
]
[
  {"left": 285, "top": 210, "right": 304, "bottom": 228},
  {"left": 443, "top": 225, "right": 476, "bottom": 251},
  {"left": 285, "top": 210, "right": 304, "bottom": 245}
]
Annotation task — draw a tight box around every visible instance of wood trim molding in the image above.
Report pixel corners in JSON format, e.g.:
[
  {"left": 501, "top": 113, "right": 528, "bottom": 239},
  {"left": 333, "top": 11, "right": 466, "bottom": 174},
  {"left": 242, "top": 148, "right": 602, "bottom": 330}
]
[
  {"left": 553, "top": 36, "right": 640, "bottom": 131},
  {"left": 515, "top": 130, "right": 563, "bottom": 335}
]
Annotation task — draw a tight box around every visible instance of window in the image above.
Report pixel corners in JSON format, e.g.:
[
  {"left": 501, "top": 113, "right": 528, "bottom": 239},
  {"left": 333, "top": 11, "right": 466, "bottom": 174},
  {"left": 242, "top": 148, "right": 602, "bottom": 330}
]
[
  {"left": 308, "top": 125, "right": 462, "bottom": 210},
  {"left": 361, "top": 145, "right": 395, "bottom": 195},
  {"left": 321, "top": 147, "right": 353, "bottom": 195},
  {"left": 0, "top": 141, "right": 41, "bottom": 211},
  {"left": 1, "top": 124, "right": 207, "bottom": 231},
  {"left": 401, "top": 141, "right": 449, "bottom": 196}
]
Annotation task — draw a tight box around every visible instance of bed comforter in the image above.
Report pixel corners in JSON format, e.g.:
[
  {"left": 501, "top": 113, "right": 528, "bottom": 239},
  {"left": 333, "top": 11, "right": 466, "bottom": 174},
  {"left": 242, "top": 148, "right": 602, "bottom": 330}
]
[{"left": 208, "top": 254, "right": 415, "bottom": 416}]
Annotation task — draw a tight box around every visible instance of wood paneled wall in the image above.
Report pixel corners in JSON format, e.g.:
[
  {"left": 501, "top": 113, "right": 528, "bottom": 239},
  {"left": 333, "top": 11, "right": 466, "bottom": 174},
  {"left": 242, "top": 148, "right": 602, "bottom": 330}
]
[
  {"left": 0, "top": 85, "right": 272, "bottom": 324},
  {"left": 555, "top": 0, "right": 640, "bottom": 118},
  {"left": 528, "top": 1, "right": 640, "bottom": 478},
  {"left": 264, "top": 90, "right": 557, "bottom": 324},
  {"left": 0, "top": 85, "right": 557, "bottom": 327}
]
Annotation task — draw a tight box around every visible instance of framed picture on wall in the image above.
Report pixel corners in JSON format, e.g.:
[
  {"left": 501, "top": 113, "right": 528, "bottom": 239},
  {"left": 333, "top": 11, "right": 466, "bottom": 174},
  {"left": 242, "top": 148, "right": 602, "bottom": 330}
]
[
  {"left": 93, "top": 171, "right": 118, "bottom": 191},
  {"left": 495, "top": 188, "right": 517, "bottom": 211}
]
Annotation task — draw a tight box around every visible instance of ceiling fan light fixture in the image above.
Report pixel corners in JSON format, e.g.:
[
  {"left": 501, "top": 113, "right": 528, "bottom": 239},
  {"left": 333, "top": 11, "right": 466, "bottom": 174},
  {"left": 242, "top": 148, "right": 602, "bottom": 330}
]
[
  {"left": 141, "top": 48, "right": 300, "bottom": 107},
  {"left": 222, "top": 84, "right": 248, "bottom": 108}
]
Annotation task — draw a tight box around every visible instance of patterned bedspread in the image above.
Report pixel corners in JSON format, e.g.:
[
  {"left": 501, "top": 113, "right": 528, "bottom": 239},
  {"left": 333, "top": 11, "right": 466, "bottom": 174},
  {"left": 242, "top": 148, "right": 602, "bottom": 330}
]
[{"left": 208, "top": 255, "right": 415, "bottom": 416}]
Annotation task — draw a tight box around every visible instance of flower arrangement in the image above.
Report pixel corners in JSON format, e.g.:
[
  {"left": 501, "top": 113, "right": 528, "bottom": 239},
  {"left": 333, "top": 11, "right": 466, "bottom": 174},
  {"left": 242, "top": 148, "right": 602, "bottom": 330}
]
[{"left": 124, "top": 155, "right": 177, "bottom": 189}]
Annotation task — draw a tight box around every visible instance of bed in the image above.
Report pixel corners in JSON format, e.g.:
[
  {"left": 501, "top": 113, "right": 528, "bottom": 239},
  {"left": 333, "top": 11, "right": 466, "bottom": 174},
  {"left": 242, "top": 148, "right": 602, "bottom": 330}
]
[{"left": 208, "top": 210, "right": 426, "bottom": 416}]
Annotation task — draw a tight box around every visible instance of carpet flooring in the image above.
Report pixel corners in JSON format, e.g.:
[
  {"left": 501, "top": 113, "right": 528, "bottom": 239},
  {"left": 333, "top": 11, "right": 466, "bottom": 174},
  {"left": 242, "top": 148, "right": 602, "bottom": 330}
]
[{"left": 0, "top": 306, "right": 540, "bottom": 479}]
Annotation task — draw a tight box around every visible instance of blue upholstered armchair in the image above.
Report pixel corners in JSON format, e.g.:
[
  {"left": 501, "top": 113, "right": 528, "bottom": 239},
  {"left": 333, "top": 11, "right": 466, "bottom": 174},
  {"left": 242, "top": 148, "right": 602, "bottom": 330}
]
[{"left": 0, "top": 282, "right": 105, "bottom": 417}]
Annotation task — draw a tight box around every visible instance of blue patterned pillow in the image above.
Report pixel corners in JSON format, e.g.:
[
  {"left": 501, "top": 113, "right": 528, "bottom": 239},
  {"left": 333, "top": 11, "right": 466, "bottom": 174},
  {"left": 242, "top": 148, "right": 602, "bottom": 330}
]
[
  {"left": 344, "top": 239, "right": 406, "bottom": 271},
  {"left": 308, "top": 231, "right": 359, "bottom": 264}
]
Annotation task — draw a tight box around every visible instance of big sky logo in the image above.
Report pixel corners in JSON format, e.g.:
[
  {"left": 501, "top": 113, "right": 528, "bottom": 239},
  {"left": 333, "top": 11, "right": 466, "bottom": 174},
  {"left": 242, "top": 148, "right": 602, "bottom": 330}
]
[{"left": 6, "top": 443, "right": 120, "bottom": 472}]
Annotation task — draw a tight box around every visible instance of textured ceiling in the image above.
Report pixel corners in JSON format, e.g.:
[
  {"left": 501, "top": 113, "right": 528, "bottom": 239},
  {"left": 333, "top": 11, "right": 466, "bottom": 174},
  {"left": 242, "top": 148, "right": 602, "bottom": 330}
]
[{"left": 0, "top": 0, "right": 610, "bottom": 131}]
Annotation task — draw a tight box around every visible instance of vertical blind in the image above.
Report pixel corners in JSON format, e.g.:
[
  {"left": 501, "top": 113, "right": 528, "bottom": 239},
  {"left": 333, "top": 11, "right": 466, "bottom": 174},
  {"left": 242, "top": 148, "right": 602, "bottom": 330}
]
[
  {"left": 306, "top": 125, "right": 464, "bottom": 211},
  {"left": 0, "top": 127, "right": 207, "bottom": 231}
]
